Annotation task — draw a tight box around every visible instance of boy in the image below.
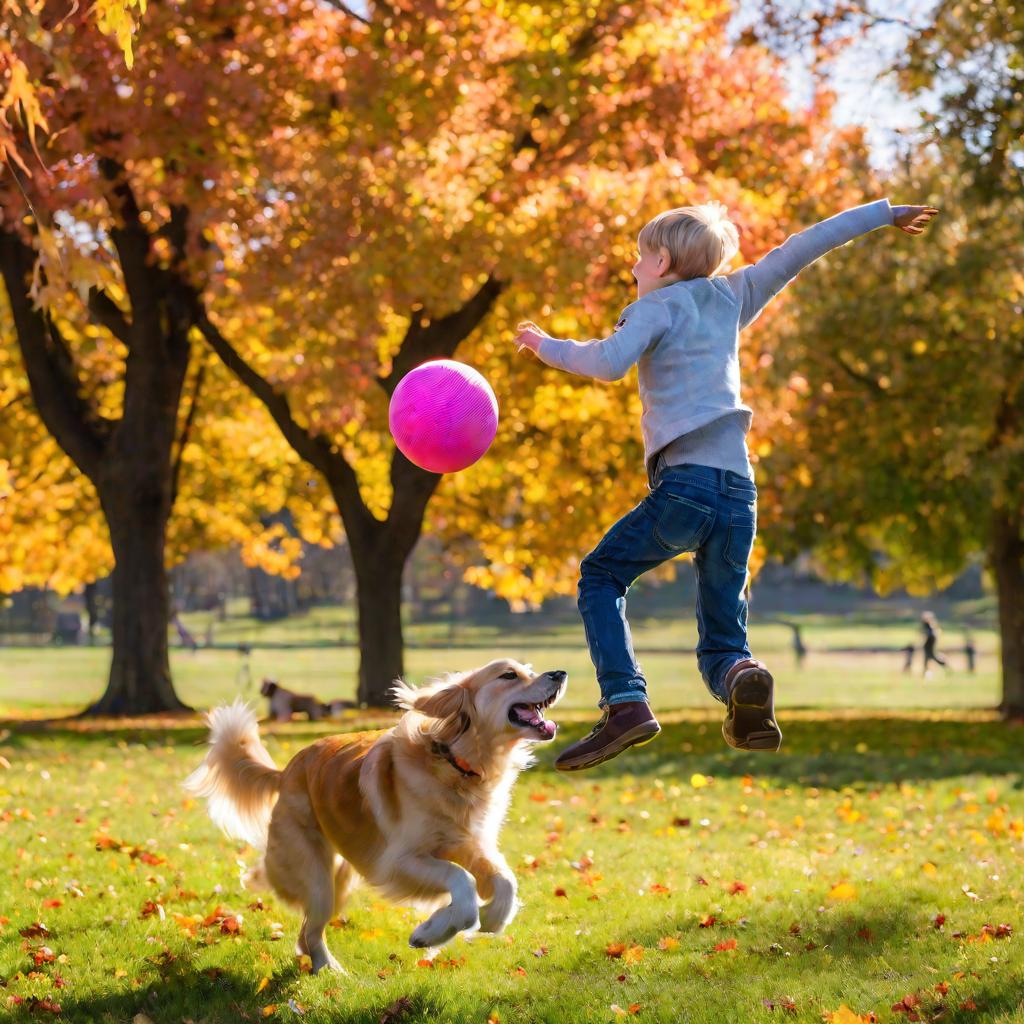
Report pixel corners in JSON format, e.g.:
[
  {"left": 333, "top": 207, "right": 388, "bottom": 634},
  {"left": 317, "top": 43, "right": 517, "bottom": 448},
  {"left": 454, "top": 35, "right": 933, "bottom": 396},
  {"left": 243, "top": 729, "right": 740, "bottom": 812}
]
[{"left": 514, "top": 198, "right": 939, "bottom": 771}]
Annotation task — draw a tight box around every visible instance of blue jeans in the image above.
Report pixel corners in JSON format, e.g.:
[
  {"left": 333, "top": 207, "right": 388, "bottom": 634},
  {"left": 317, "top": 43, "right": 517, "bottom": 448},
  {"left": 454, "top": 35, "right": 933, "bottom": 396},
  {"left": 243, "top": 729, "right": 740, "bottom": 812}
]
[{"left": 577, "top": 462, "right": 757, "bottom": 708}]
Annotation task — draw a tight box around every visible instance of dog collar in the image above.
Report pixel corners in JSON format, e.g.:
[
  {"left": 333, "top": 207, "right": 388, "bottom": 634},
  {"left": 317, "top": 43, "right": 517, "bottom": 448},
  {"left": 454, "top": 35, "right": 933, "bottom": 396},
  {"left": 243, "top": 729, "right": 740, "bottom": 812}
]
[{"left": 430, "top": 740, "right": 481, "bottom": 779}]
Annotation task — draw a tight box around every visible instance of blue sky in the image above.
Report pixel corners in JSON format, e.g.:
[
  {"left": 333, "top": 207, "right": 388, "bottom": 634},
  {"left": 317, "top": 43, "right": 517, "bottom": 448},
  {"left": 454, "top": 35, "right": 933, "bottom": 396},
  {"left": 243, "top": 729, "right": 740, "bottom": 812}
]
[{"left": 729, "top": 0, "right": 943, "bottom": 172}]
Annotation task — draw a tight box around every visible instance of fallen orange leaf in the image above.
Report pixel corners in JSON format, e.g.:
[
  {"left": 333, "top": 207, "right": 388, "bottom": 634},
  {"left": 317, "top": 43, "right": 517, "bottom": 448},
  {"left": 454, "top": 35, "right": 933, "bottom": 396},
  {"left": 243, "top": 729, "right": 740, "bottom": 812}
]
[
  {"left": 827, "top": 882, "right": 857, "bottom": 902},
  {"left": 822, "top": 1007, "right": 878, "bottom": 1023},
  {"left": 622, "top": 944, "right": 644, "bottom": 965}
]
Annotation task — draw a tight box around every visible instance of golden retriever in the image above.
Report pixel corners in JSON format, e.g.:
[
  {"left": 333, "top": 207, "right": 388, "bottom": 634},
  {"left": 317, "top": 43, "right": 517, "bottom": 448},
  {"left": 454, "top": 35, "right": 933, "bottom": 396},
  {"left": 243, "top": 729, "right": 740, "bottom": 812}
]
[{"left": 185, "top": 659, "right": 567, "bottom": 972}]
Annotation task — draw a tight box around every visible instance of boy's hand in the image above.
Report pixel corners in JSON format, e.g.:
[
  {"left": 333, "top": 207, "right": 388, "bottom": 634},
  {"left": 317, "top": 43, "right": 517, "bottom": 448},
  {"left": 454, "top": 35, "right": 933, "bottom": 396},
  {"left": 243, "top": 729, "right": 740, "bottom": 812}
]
[
  {"left": 893, "top": 205, "right": 940, "bottom": 235},
  {"left": 514, "top": 320, "right": 548, "bottom": 354}
]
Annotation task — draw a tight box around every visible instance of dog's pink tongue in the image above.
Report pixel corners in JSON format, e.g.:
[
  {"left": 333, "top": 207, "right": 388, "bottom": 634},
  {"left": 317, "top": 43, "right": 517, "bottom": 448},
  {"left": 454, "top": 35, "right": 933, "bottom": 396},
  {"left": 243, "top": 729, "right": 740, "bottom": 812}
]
[{"left": 538, "top": 719, "right": 557, "bottom": 739}]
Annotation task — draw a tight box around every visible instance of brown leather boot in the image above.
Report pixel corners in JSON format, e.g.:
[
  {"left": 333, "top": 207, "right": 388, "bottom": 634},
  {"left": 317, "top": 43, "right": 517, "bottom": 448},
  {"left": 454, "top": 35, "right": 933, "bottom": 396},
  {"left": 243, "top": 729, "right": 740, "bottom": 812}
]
[
  {"left": 554, "top": 701, "right": 661, "bottom": 772},
  {"left": 722, "top": 659, "right": 782, "bottom": 751}
]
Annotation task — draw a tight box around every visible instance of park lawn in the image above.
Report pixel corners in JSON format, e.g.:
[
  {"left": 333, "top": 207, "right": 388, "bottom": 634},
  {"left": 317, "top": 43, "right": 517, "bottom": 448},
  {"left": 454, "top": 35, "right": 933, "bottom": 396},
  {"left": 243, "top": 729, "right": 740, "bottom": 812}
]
[
  {"left": 1, "top": 713, "right": 1022, "bottom": 1023},
  {"left": 0, "top": 614, "right": 1002, "bottom": 717}
]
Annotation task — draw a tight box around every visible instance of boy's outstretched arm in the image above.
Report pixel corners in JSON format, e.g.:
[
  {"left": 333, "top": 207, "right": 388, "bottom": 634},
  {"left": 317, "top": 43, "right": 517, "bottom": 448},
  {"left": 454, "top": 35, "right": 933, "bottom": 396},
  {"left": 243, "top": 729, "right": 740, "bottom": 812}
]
[
  {"left": 724, "top": 199, "right": 939, "bottom": 330},
  {"left": 513, "top": 295, "right": 678, "bottom": 381}
]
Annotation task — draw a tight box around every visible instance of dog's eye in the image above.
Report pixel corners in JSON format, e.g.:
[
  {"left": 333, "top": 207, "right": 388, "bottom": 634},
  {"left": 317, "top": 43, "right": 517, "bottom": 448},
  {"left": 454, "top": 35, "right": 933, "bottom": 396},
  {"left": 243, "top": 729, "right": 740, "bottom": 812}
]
[{"left": 499, "top": 670, "right": 519, "bottom": 680}]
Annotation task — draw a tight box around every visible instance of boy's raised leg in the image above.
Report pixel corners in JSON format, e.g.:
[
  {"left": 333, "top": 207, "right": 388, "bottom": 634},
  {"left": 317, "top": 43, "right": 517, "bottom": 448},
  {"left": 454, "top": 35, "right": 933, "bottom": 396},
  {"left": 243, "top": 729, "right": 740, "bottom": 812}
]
[{"left": 692, "top": 509, "right": 782, "bottom": 752}]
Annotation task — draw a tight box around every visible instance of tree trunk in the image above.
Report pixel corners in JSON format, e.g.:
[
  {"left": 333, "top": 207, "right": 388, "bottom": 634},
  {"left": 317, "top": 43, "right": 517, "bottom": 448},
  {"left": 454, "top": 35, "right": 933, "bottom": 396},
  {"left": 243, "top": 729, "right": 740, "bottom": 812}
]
[
  {"left": 351, "top": 541, "right": 407, "bottom": 707},
  {"left": 88, "top": 485, "right": 187, "bottom": 715},
  {"left": 83, "top": 581, "right": 99, "bottom": 641},
  {"left": 991, "top": 507, "right": 1024, "bottom": 718},
  {"left": 1, "top": 182, "right": 196, "bottom": 716}
]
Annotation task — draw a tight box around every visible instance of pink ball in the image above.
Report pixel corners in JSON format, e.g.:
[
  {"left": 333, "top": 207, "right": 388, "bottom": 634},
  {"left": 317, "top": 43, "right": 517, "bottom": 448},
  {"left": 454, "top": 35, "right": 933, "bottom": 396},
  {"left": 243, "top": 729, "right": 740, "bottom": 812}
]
[{"left": 388, "top": 359, "right": 499, "bottom": 474}]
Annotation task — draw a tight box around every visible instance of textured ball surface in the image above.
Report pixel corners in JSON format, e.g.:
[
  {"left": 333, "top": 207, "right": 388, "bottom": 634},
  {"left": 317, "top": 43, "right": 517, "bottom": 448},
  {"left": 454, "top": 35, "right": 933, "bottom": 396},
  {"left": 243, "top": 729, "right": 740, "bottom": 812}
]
[{"left": 388, "top": 359, "right": 499, "bottom": 473}]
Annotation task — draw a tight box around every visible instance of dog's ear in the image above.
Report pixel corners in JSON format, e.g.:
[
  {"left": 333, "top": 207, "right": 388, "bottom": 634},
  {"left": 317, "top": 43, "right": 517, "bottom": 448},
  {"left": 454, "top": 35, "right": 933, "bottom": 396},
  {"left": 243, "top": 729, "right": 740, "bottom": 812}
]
[
  {"left": 392, "top": 678, "right": 472, "bottom": 744},
  {"left": 412, "top": 682, "right": 469, "bottom": 722}
]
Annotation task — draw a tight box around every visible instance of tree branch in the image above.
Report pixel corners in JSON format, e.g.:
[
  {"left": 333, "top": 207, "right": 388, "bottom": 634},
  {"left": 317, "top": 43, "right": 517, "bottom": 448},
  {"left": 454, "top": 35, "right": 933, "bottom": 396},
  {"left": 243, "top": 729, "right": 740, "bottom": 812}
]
[
  {"left": 378, "top": 274, "right": 505, "bottom": 395},
  {"left": 831, "top": 352, "right": 890, "bottom": 396},
  {"left": 0, "top": 227, "right": 109, "bottom": 479},
  {"left": 192, "top": 300, "right": 378, "bottom": 540},
  {"left": 86, "top": 286, "right": 132, "bottom": 344},
  {"left": 169, "top": 351, "right": 206, "bottom": 509},
  {"left": 159, "top": 204, "right": 190, "bottom": 269},
  {"left": 321, "top": 0, "right": 372, "bottom": 26},
  {"left": 0, "top": 390, "right": 31, "bottom": 415},
  {"left": 98, "top": 156, "right": 157, "bottom": 340}
]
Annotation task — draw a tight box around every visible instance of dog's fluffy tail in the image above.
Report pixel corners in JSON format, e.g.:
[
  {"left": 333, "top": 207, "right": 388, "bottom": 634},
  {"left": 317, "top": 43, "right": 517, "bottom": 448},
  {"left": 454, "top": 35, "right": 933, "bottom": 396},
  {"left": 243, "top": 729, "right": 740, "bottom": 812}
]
[{"left": 184, "top": 700, "right": 282, "bottom": 851}]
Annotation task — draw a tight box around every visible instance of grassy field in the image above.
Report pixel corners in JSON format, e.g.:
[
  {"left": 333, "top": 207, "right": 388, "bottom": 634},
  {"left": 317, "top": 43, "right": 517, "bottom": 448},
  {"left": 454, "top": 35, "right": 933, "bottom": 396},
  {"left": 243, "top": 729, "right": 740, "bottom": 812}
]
[
  {"left": 0, "top": 609, "right": 1001, "bottom": 717},
  {"left": 1, "top": 712, "right": 1022, "bottom": 1023},
  {"left": 1, "top": 612, "right": 1018, "bottom": 1022}
]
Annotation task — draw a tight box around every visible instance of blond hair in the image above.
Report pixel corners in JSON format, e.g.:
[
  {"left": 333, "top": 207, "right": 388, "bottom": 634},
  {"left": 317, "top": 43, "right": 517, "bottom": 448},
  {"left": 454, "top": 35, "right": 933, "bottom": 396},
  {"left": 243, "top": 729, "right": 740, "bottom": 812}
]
[{"left": 637, "top": 200, "right": 740, "bottom": 280}]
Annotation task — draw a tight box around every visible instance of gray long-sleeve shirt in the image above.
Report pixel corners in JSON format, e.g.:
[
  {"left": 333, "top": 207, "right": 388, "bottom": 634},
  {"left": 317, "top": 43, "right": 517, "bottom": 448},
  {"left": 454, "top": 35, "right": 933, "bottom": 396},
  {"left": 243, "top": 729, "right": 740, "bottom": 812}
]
[{"left": 536, "top": 198, "right": 901, "bottom": 482}]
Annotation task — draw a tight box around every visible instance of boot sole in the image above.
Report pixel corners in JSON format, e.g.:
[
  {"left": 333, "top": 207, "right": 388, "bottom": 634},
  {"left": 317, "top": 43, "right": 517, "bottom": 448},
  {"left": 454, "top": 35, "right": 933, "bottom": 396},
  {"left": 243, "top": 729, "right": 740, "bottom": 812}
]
[
  {"left": 723, "top": 668, "right": 782, "bottom": 752},
  {"left": 555, "top": 721, "right": 662, "bottom": 772}
]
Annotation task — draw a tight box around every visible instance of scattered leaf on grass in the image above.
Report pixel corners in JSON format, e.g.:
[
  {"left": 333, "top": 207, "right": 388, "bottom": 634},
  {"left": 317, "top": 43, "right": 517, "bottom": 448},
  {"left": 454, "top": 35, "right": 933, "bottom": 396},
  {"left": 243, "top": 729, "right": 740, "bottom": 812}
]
[
  {"left": 822, "top": 1007, "right": 878, "bottom": 1023},
  {"left": 890, "top": 993, "right": 921, "bottom": 1019},
  {"left": 622, "top": 944, "right": 644, "bottom": 965},
  {"left": 380, "top": 996, "right": 414, "bottom": 1024},
  {"left": 827, "top": 882, "right": 857, "bottom": 902},
  {"left": 26, "top": 997, "right": 62, "bottom": 1015}
]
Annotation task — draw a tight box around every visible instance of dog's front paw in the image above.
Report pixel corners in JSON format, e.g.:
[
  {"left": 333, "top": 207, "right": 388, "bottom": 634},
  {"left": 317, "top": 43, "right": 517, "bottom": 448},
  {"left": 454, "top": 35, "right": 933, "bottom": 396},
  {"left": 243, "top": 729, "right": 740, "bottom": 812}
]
[{"left": 409, "top": 906, "right": 479, "bottom": 948}]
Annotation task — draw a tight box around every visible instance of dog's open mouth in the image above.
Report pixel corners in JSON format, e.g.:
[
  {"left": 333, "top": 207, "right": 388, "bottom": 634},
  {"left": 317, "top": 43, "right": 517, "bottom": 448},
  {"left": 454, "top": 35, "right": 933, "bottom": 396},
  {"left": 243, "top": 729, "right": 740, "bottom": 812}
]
[{"left": 508, "top": 685, "right": 563, "bottom": 740}]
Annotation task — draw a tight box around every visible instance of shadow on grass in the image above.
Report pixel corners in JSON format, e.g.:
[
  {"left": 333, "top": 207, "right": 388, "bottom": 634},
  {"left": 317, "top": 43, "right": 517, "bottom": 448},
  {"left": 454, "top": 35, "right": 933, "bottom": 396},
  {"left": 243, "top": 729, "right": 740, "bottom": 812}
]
[
  {"left": 2, "top": 714, "right": 1022, "bottom": 789},
  {"left": 534, "top": 717, "right": 1024, "bottom": 788},
  {"left": 6, "top": 966, "right": 458, "bottom": 1024}
]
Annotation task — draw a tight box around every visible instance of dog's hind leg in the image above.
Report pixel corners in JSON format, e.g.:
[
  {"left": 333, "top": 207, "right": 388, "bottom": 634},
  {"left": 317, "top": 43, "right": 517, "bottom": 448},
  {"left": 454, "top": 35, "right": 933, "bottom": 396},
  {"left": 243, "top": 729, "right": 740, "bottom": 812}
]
[
  {"left": 333, "top": 857, "right": 356, "bottom": 923},
  {"left": 265, "top": 806, "right": 344, "bottom": 974},
  {"left": 396, "top": 855, "right": 479, "bottom": 949}
]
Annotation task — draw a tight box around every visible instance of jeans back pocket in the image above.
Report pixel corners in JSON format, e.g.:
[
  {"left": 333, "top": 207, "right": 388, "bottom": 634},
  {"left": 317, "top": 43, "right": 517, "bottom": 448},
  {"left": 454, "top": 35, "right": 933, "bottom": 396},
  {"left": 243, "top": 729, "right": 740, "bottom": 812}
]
[
  {"left": 724, "top": 512, "right": 756, "bottom": 571},
  {"left": 654, "top": 493, "right": 715, "bottom": 552}
]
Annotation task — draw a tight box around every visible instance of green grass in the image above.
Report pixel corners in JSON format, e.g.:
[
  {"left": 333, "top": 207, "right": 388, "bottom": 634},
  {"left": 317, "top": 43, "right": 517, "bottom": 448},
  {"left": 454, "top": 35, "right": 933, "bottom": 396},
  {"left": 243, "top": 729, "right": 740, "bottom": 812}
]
[
  {"left": 1, "top": 713, "right": 1022, "bottom": 1023},
  {"left": 0, "top": 612, "right": 1001, "bottom": 717}
]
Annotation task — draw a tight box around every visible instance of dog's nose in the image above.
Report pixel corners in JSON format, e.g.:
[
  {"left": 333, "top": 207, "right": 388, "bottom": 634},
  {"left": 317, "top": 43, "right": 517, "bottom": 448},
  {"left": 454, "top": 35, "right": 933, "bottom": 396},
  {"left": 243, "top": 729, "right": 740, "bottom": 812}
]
[{"left": 548, "top": 670, "right": 567, "bottom": 683}]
